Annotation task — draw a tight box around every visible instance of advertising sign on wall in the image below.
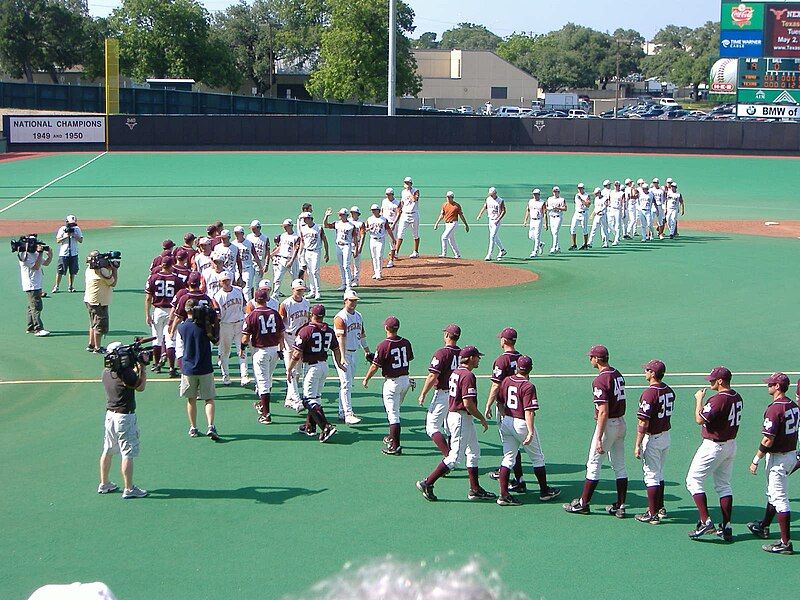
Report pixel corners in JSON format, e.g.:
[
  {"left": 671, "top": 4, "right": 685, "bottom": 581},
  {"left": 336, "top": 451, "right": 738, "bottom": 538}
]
[{"left": 8, "top": 116, "right": 106, "bottom": 143}]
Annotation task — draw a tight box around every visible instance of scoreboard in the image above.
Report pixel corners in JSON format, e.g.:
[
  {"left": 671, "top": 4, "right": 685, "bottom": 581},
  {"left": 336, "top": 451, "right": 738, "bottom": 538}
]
[{"left": 738, "top": 57, "right": 800, "bottom": 89}]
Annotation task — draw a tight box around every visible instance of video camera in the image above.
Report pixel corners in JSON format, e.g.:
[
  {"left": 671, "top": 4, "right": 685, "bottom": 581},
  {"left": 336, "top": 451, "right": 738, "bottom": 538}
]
[
  {"left": 188, "top": 303, "right": 220, "bottom": 344},
  {"left": 64, "top": 219, "right": 77, "bottom": 234},
  {"left": 104, "top": 336, "right": 156, "bottom": 372},
  {"left": 88, "top": 251, "right": 122, "bottom": 270},
  {"left": 10, "top": 234, "right": 50, "bottom": 253}
]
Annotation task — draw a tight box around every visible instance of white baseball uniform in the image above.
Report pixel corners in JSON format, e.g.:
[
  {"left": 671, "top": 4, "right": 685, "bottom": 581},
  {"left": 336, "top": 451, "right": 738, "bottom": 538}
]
[
  {"left": 280, "top": 295, "right": 310, "bottom": 405},
  {"left": 625, "top": 185, "right": 638, "bottom": 237},
  {"left": 500, "top": 417, "right": 546, "bottom": 469},
  {"left": 445, "top": 410, "right": 480, "bottom": 469},
  {"left": 397, "top": 187, "right": 420, "bottom": 240},
  {"left": 484, "top": 195, "right": 506, "bottom": 260},
  {"left": 570, "top": 192, "right": 590, "bottom": 235},
  {"left": 214, "top": 286, "right": 247, "bottom": 382},
  {"left": 586, "top": 418, "right": 627, "bottom": 481},
  {"left": 527, "top": 198, "right": 546, "bottom": 256},
  {"left": 665, "top": 190, "right": 683, "bottom": 236},
  {"left": 212, "top": 242, "right": 239, "bottom": 279},
  {"left": 299, "top": 222, "right": 323, "bottom": 297},
  {"left": 203, "top": 269, "right": 225, "bottom": 299},
  {"left": 366, "top": 214, "right": 389, "bottom": 278},
  {"left": 272, "top": 231, "right": 300, "bottom": 298},
  {"left": 334, "top": 308, "right": 366, "bottom": 418},
  {"left": 607, "top": 189, "right": 625, "bottom": 245},
  {"left": 381, "top": 198, "right": 400, "bottom": 230},
  {"left": 233, "top": 238, "right": 256, "bottom": 300},
  {"left": 194, "top": 253, "right": 214, "bottom": 276},
  {"left": 246, "top": 231, "right": 269, "bottom": 281},
  {"left": 636, "top": 187, "right": 653, "bottom": 239},
  {"left": 546, "top": 195, "right": 566, "bottom": 253},
  {"left": 650, "top": 186, "right": 665, "bottom": 228},
  {"left": 333, "top": 220, "right": 356, "bottom": 289},
  {"left": 588, "top": 195, "right": 609, "bottom": 247},
  {"left": 349, "top": 218, "right": 365, "bottom": 286}
]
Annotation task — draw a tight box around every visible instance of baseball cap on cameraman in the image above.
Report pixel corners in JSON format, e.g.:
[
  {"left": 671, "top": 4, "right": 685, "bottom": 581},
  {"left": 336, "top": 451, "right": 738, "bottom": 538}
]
[
  {"left": 258, "top": 279, "right": 271, "bottom": 289},
  {"left": 706, "top": 366, "right": 732, "bottom": 382},
  {"left": 443, "top": 323, "right": 461, "bottom": 336},
  {"left": 370, "top": 204, "right": 380, "bottom": 211},
  {"left": 343, "top": 289, "right": 360, "bottom": 301},
  {"left": 310, "top": 304, "right": 326, "bottom": 317},
  {"left": 233, "top": 226, "right": 244, "bottom": 234},
  {"left": 383, "top": 316, "right": 400, "bottom": 329},
  {"left": 587, "top": 344, "right": 609, "bottom": 359},
  {"left": 517, "top": 355, "right": 533, "bottom": 373},
  {"left": 763, "top": 372, "right": 790, "bottom": 387},
  {"left": 350, "top": 206, "right": 361, "bottom": 214},
  {"left": 403, "top": 177, "right": 413, "bottom": 183},
  {"left": 459, "top": 345, "right": 484, "bottom": 359},
  {"left": 603, "top": 179, "right": 611, "bottom": 186},
  {"left": 254, "top": 288, "right": 270, "bottom": 303},
  {"left": 291, "top": 278, "right": 306, "bottom": 290},
  {"left": 250, "top": 220, "right": 262, "bottom": 228},
  {"left": 220, "top": 229, "right": 231, "bottom": 238},
  {"left": 282, "top": 219, "right": 292, "bottom": 226},
  {"left": 385, "top": 188, "right": 394, "bottom": 195},
  {"left": 497, "top": 327, "right": 517, "bottom": 341},
  {"left": 161, "top": 256, "right": 175, "bottom": 268},
  {"left": 106, "top": 341, "right": 122, "bottom": 353},
  {"left": 162, "top": 239, "right": 175, "bottom": 249},
  {"left": 642, "top": 359, "right": 666, "bottom": 378},
  {"left": 187, "top": 272, "right": 202, "bottom": 286},
  {"left": 66, "top": 214, "right": 77, "bottom": 224}
]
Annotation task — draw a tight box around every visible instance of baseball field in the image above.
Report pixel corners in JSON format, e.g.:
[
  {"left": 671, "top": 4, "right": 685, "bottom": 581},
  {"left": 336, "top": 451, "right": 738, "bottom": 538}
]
[{"left": 1, "top": 150, "right": 799, "bottom": 599}]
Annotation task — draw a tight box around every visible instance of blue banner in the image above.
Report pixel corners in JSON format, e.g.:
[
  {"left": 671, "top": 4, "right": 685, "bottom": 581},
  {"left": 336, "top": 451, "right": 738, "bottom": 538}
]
[{"left": 720, "top": 29, "right": 764, "bottom": 57}]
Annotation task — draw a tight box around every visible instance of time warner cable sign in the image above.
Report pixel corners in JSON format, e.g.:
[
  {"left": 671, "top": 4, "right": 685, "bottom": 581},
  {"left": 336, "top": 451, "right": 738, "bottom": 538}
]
[{"left": 8, "top": 116, "right": 106, "bottom": 143}]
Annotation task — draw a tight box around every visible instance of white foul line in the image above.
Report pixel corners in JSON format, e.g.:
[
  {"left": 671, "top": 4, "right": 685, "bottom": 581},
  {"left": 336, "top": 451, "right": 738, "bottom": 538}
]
[{"left": 0, "top": 152, "right": 107, "bottom": 214}]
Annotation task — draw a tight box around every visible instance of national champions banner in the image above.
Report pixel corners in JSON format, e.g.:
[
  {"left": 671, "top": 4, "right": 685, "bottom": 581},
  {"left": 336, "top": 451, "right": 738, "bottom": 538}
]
[{"left": 8, "top": 116, "right": 106, "bottom": 143}]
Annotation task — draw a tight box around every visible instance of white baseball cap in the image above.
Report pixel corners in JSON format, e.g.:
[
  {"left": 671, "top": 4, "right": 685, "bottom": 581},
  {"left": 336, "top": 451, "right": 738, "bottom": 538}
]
[
  {"left": 614, "top": 180, "right": 620, "bottom": 185},
  {"left": 624, "top": 178, "right": 632, "bottom": 184},
  {"left": 446, "top": 191, "right": 454, "bottom": 197},
  {"left": 300, "top": 212, "right": 312, "bottom": 219},
  {"left": 212, "top": 253, "right": 224, "bottom": 263},
  {"left": 233, "top": 225, "right": 244, "bottom": 233},
  {"left": 672, "top": 182, "right": 678, "bottom": 188},
  {"left": 594, "top": 187, "right": 602, "bottom": 194},
  {"left": 338, "top": 208, "right": 348, "bottom": 215},
  {"left": 652, "top": 177, "right": 659, "bottom": 183},
  {"left": 577, "top": 182, "right": 585, "bottom": 188},
  {"left": 198, "top": 237, "right": 211, "bottom": 246},
  {"left": 637, "top": 178, "right": 645, "bottom": 184},
  {"left": 532, "top": 188, "right": 541, "bottom": 194},
  {"left": 282, "top": 218, "right": 292, "bottom": 226},
  {"left": 343, "top": 289, "right": 360, "bottom": 300},
  {"left": 350, "top": 206, "right": 360, "bottom": 214},
  {"left": 219, "top": 271, "right": 232, "bottom": 281},
  {"left": 603, "top": 179, "right": 611, "bottom": 186},
  {"left": 666, "top": 177, "right": 673, "bottom": 183},
  {"left": 385, "top": 187, "right": 394, "bottom": 195},
  {"left": 291, "top": 278, "right": 306, "bottom": 290},
  {"left": 220, "top": 229, "right": 231, "bottom": 237},
  {"left": 403, "top": 177, "right": 412, "bottom": 183},
  {"left": 66, "top": 214, "right": 77, "bottom": 224},
  {"left": 552, "top": 186, "right": 560, "bottom": 191},
  {"left": 250, "top": 219, "right": 261, "bottom": 228},
  {"left": 488, "top": 186, "right": 497, "bottom": 194},
  {"left": 370, "top": 203, "right": 380, "bottom": 210},
  {"left": 258, "top": 279, "right": 271, "bottom": 289}
]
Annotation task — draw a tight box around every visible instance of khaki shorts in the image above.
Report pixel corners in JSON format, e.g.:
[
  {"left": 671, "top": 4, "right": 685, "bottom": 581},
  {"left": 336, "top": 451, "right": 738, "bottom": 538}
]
[
  {"left": 86, "top": 303, "right": 109, "bottom": 334},
  {"left": 102, "top": 411, "right": 140, "bottom": 459},
  {"left": 179, "top": 373, "right": 216, "bottom": 400}
]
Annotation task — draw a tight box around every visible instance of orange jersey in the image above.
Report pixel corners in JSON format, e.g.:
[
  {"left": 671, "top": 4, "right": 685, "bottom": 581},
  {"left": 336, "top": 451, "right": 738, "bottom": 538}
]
[{"left": 440, "top": 201, "right": 462, "bottom": 223}]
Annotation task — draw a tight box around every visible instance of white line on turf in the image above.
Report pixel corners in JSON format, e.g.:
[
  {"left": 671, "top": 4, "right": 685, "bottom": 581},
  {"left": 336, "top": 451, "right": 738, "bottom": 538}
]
[{"left": 0, "top": 152, "right": 108, "bottom": 214}]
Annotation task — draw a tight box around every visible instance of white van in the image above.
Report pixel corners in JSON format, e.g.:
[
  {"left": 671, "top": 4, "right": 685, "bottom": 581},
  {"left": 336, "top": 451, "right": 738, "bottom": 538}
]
[
  {"left": 568, "top": 109, "right": 588, "bottom": 118},
  {"left": 658, "top": 98, "right": 679, "bottom": 107},
  {"left": 494, "top": 106, "right": 522, "bottom": 117}
]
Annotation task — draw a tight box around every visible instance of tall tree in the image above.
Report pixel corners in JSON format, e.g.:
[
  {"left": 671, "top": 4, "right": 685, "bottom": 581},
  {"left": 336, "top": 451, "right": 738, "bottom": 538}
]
[
  {"left": 411, "top": 31, "right": 438, "bottom": 49},
  {"left": 306, "top": 0, "right": 420, "bottom": 102},
  {"left": 439, "top": 22, "right": 501, "bottom": 51},
  {"left": 643, "top": 22, "right": 719, "bottom": 97}
]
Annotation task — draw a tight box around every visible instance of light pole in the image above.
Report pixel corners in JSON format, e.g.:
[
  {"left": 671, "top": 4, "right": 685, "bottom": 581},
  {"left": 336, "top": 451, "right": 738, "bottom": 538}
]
[
  {"left": 614, "top": 39, "right": 620, "bottom": 119},
  {"left": 388, "top": 0, "right": 396, "bottom": 116}
]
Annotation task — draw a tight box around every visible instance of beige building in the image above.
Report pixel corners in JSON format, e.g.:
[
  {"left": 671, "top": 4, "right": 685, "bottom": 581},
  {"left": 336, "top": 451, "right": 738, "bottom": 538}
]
[{"left": 398, "top": 49, "right": 539, "bottom": 110}]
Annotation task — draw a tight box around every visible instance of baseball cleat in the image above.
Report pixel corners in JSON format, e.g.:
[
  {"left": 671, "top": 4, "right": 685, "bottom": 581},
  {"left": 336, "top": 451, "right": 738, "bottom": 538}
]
[
  {"left": 716, "top": 524, "right": 733, "bottom": 543},
  {"left": 86, "top": 345, "right": 95, "bottom": 352},
  {"left": 568, "top": 245, "right": 577, "bottom": 251},
  {"left": 96, "top": 346, "right": 106, "bottom": 355},
  {"left": 563, "top": 499, "right": 590, "bottom": 514},
  {"left": 386, "top": 260, "right": 394, "bottom": 268},
  {"left": 383, "top": 435, "right": 393, "bottom": 446},
  {"left": 509, "top": 481, "right": 527, "bottom": 494},
  {"left": 313, "top": 293, "right": 321, "bottom": 300},
  {"left": 240, "top": 376, "right": 250, "bottom": 386},
  {"left": 634, "top": 511, "right": 660, "bottom": 524},
  {"left": 747, "top": 521, "right": 769, "bottom": 539},
  {"left": 150, "top": 362, "right": 163, "bottom": 373},
  {"left": 497, "top": 495, "right": 522, "bottom": 507},
  {"left": 168, "top": 368, "right": 179, "bottom": 378},
  {"left": 51, "top": 286, "right": 59, "bottom": 294},
  {"left": 468, "top": 487, "right": 498, "bottom": 502},
  {"left": 319, "top": 424, "right": 337, "bottom": 443},
  {"left": 602, "top": 243, "right": 609, "bottom": 248},
  {"left": 762, "top": 541, "right": 794, "bottom": 555},
  {"left": 344, "top": 414, "right": 362, "bottom": 425},
  {"left": 97, "top": 482, "right": 119, "bottom": 494},
  {"left": 409, "top": 251, "right": 419, "bottom": 258},
  {"left": 579, "top": 244, "right": 588, "bottom": 250},
  {"left": 257, "top": 413, "right": 272, "bottom": 425},
  {"left": 539, "top": 487, "right": 562, "bottom": 502},
  {"left": 606, "top": 504, "right": 626, "bottom": 518},
  {"left": 222, "top": 376, "right": 231, "bottom": 386},
  {"left": 416, "top": 480, "right": 437, "bottom": 502},
  {"left": 668, "top": 234, "right": 674, "bottom": 239},
  {"left": 528, "top": 253, "right": 536, "bottom": 259},
  {"left": 188, "top": 427, "right": 200, "bottom": 438},
  {"left": 499, "top": 249, "right": 507, "bottom": 258},
  {"left": 658, "top": 507, "right": 668, "bottom": 518},
  {"left": 68, "top": 287, "right": 76, "bottom": 293},
  {"left": 284, "top": 399, "right": 295, "bottom": 409},
  {"left": 488, "top": 469, "right": 501, "bottom": 480},
  {"left": 688, "top": 519, "right": 717, "bottom": 539},
  {"left": 122, "top": 486, "right": 149, "bottom": 499},
  {"left": 206, "top": 426, "right": 220, "bottom": 441},
  {"left": 381, "top": 446, "right": 402, "bottom": 456},
  {"left": 484, "top": 256, "right": 492, "bottom": 261},
  {"left": 298, "top": 424, "right": 317, "bottom": 437}
]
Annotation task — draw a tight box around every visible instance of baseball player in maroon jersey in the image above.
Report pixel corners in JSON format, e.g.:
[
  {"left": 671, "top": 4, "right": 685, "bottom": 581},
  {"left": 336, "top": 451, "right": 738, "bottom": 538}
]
[
  {"left": 150, "top": 239, "right": 175, "bottom": 271},
  {"left": 485, "top": 328, "right": 525, "bottom": 491},
  {"left": 173, "top": 249, "right": 191, "bottom": 285},
  {"left": 144, "top": 256, "right": 184, "bottom": 373},
  {"left": 793, "top": 379, "right": 800, "bottom": 476},
  {"left": 363, "top": 316, "right": 415, "bottom": 455},
  {"left": 416, "top": 346, "right": 496, "bottom": 502},
  {"left": 686, "top": 366, "right": 743, "bottom": 542},
  {"left": 286, "top": 304, "right": 343, "bottom": 443},
  {"left": 633, "top": 359, "right": 674, "bottom": 524},
  {"left": 564, "top": 345, "right": 628, "bottom": 516},
  {"left": 747, "top": 373, "right": 799, "bottom": 554},
  {"left": 496, "top": 355, "right": 560, "bottom": 505},
  {"left": 418, "top": 324, "right": 462, "bottom": 456},
  {"left": 241, "top": 288, "right": 285, "bottom": 425}
]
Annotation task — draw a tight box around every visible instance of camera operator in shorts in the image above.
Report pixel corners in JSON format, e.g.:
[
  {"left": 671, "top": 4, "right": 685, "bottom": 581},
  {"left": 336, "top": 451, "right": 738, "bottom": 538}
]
[
  {"left": 16, "top": 234, "right": 53, "bottom": 336},
  {"left": 52, "top": 214, "right": 83, "bottom": 293},
  {"left": 97, "top": 340, "right": 149, "bottom": 499},
  {"left": 179, "top": 299, "right": 220, "bottom": 441},
  {"left": 84, "top": 250, "right": 119, "bottom": 354}
]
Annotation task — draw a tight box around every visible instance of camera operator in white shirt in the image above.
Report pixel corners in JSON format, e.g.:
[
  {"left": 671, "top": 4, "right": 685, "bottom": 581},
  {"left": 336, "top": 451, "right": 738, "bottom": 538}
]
[
  {"left": 18, "top": 236, "right": 53, "bottom": 336},
  {"left": 52, "top": 214, "right": 83, "bottom": 293}
]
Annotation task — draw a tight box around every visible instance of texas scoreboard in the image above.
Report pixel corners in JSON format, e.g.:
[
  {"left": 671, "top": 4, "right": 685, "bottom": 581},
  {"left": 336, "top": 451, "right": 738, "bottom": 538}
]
[
  {"left": 738, "top": 57, "right": 800, "bottom": 88},
  {"left": 721, "top": 2, "right": 800, "bottom": 58}
]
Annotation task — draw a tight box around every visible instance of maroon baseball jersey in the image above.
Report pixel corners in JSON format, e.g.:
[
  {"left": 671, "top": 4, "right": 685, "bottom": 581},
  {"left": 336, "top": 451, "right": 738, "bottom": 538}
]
[
  {"left": 173, "top": 265, "right": 191, "bottom": 284},
  {"left": 242, "top": 306, "right": 284, "bottom": 348},
  {"left": 145, "top": 272, "right": 184, "bottom": 309},
  {"left": 173, "top": 291, "right": 213, "bottom": 320},
  {"left": 372, "top": 337, "right": 414, "bottom": 378},
  {"left": 293, "top": 322, "right": 339, "bottom": 363},
  {"left": 636, "top": 383, "right": 675, "bottom": 435},
  {"left": 149, "top": 251, "right": 171, "bottom": 271},
  {"left": 700, "top": 389, "right": 743, "bottom": 442},
  {"left": 448, "top": 367, "right": 478, "bottom": 412},
  {"left": 592, "top": 367, "right": 626, "bottom": 419},
  {"left": 761, "top": 398, "right": 800, "bottom": 453},
  {"left": 429, "top": 345, "right": 460, "bottom": 390},
  {"left": 491, "top": 350, "right": 521, "bottom": 383},
  {"left": 180, "top": 246, "right": 197, "bottom": 262},
  {"left": 499, "top": 375, "right": 538, "bottom": 420}
]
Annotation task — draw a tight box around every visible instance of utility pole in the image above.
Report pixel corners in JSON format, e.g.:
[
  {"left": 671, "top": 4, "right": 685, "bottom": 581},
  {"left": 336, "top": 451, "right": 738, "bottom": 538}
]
[
  {"left": 388, "top": 0, "right": 396, "bottom": 116},
  {"left": 614, "top": 39, "right": 620, "bottom": 119}
]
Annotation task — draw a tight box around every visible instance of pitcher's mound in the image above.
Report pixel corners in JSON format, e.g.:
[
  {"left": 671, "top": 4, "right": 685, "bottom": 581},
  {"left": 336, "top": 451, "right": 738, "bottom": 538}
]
[{"left": 320, "top": 256, "right": 538, "bottom": 290}]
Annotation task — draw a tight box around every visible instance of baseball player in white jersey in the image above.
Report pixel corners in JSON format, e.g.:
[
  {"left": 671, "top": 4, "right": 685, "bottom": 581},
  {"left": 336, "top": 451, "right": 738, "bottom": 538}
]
[
  {"left": 381, "top": 188, "right": 400, "bottom": 232},
  {"left": 278, "top": 279, "right": 310, "bottom": 410},
  {"left": 203, "top": 257, "right": 227, "bottom": 298},
  {"left": 650, "top": 178, "right": 666, "bottom": 239},
  {"left": 569, "top": 183, "right": 591, "bottom": 251},
  {"left": 349, "top": 207, "right": 366, "bottom": 287},
  {"left": 271, "top": 219, "right": 300, "bottom": 299},
  {"left": 233, "top": 226, "right": 261, "bottom": 301},
  {"left": 665, "top": 183, "right": 684, "bottom": 238},
  {"left": 366, "top": 204, "right": 396, "bottom": 280},
  {"left": 194, "top": 238, "right": 214, "bottom": 276},
  {"left": 588, "top": 187, "right": 609, "bottom": 248},
  {"left": 212, "top": 273, "right": 249, "bottom": 386},
  {"left": 546, "top": 186, "right": 567, "bottom": 254},
  {"left": 334, "top": 290, "right": 372, "bottom": 424},
  {"left": 392, "top": 176, "right": 421, "bottom": 261},
  {"left": 245, "top": 279, "right": 278, "bottom": 313},
  {"left": 523, "top": 188, "right": 546, "bottom": 258},
  {"left": 324, "top": 207, "right": 358, "bottom": 291},
  {"left": 636, "top": 180, "right": 653, "bottom": 241},
  {"left": 624, "top": 179, "right": 638, "bottom": 239},
  {"left": 296, "top": 203, "right": 313, "bottom": 277},
  {"left": 476, "top": 187, "right": 507, "bottom": 261},
  {"left": 246, "top": 220, "right": 270, "bottom": 288},
  {"left": 297, "top": 213, "right": 328, "bottom": 300},
  {"left": 213, "top": 230, "right": 241, "bottom": 281},
  {"left": 607, "top": 181, "right": 625, "bottom": 246}
]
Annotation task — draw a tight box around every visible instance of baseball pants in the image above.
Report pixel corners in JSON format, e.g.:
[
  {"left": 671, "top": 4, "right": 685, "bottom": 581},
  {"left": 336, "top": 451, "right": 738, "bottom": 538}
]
[
  {"left": 685, "top": 439, "right": 736, "bottom": 498},
  {"left": 383, "top": 375, "right": 411, "bottom": 425},
  {"left": 217, "top": 320, "right": 247, "bottom": 381},
  {"left": 303, "top": 250, "right": 321, "bottom": 296},
  {"left": 175, "top": 329, "right": 184, "bottom": 359},
  {"left": 666, "top": 210, "right": 679, "bottom": 236},
  {"left": 485, "top": 221, "right": 505, "bottom": 259},
  {"left": 396, "top": 216, "right": 419, "bottom": 241},
  {"left": 240, "top": 266, "right": 255, "bottom": 300},
  {"left": 351, "top": 250, "right": 362, "bottom": 286},
  {"left": 443, "top": 410, "right": 480, "bottom": 470},
  {"left": 570, "top": 212, "right": 589, "bottom": 235},
  {"left": 499, "top": 416, "right": 546, "bottom": 468},
  {"left": 527, "top": 219, "right": 544, "bottom": 255},
  {"left": 284, "top": 338, "right": 302, "bottom": 403},
  {"left": 586, "top": 417, "right": 627, "bottom": 480},
  {"left": 637, "top": 209, "right": 652, "bottom": 239},
  {"left": 589, "top": 213, "right": 609, "bottom": 246},
  {"left": 641, "top": 431, "right": 670, "bottom": 487},
  {"left": 764, "top": 451, "right": 795, "bottom": 513},
  {"left": 272, "top": 257, "right": 299, "bottom": 298},
  {"left": 652, "top": 205, "right": 665, "bottom": 227},
  {"left": 335, "top": 243, "right": 353, "bottom": 289},
  {"left": 440, "top": 222, "right": 461, "bottom": 258},
  {"left": 369, "top": 237, "right": 386, "bottom": 278},
  {"left": 302, "top": 362, "right": 329, "bottom": 406},
  {"left": 252, "top": 346, "right": 279, "bottom": 395},
  {"left": 426, "top": 389, "right": 451, "bottom": 437},
  {"left": 607, "top": 208, "right": 622, "bottom": 244},
  {"left": 335, "top": 350, "right": 357, "bottom": 417},
  {"left": 626, "top": 206, "right": 639, "bottom": 237},
  {"left": 149, "top": 307, "right": 170, "bottom": 348},
  {"left": 548, "top": 214, "right": 563, "bottom": 252}
]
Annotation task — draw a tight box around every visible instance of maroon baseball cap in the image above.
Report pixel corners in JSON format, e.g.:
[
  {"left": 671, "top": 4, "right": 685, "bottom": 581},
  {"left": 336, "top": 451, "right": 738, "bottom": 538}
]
[
  {"left": 642, "top": 359, "right": 666, "bottom": 378},
  {"left": 162, "top": 239, "right": 175, "bottom": 249},
  {"left": 254, "top": 288, "right": 270, "bottom": 303},
  {"left": 187, "top": 272, "right": 202, "bottom": 286},
  {"left": 706, "top": 366, "right": 732, "bottom": 382},
  {"left": 517, "top": 355, "right": 533, "bottom": 372},
  {"left": 587, "top": 345, "right": 609, "bottom": 359},
  {"left": 459, "top": 345, "right": 484, "bottom": 359},
  {"left": 310, "top": 304, "right": 326, "bottom": 317},
  {"left": 443, "top": 324, "right": 461, "bottom": 336},
  {"left": 161, "top": 248, "right": 173, "bottom": 256},
  {"left": 175, "top": 249, "right": 188, "bottom": 260},
  {"left": 497, "top": 327, "right": 517, "bottom": 340},
  {"left": 184, "top": 232, "right": 196, "bottom": 242},
  {"left": 763, "top": 372, "right": 790, "bottom": 387},
  {"left": 206, "top": 225, "right": 216, "bottom": 234},
  {"left": 161, "top": 256, "right": 175, "bottom": 268},
  {"left": 384, "top": 316, "right": 401, "bottom": 329}
]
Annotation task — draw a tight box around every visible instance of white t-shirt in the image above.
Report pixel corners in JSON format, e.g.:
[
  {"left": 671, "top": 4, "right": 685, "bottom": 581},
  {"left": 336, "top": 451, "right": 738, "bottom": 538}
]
[
  {"left": 574, "top": 193, "right": 590, "bottom": 213},
  {"left": 527, "top": 199, "right": 545, "bottom": 221},
  {"left": 300, "top": 223, "right": 322, "bottom": 252},
  {"left": 334, "top": 220, "right": 356, "bottom": 245},
  {"left": 281, "top": 296, "right": 310, "bottom": 341},
  {"left": 367, "top": 215, "right": 389, "bottom": 240},
  {"left": 213, "top": 243, "right": 239, "bottom": 278},
  {"left": 245, "top": 232, "right": 269, "bottom": 265},
  {"left": 233, "top": 238, "right": 255, "bottom": 269},
  {"left": 214, "top": 286, "right": 246, "bottom": 323},
  {"left": 334, "top": 308, "right": 365, "bottom": 352},
  {"left": 400, "top": 187, "right": 419, "bottom": 217},
  {"left": 381, "top": 198, "right": 400, "bottom": 224},
  {"left": 609, "top": 190, "right": 625, "bottom": 210},
  {"left": 19, "top": 252, "right": 43, "bottom": 291},
  {"left": 56, "top": 225, "right": 82, "bottom": 257},
  {"left": 277, "top": 231, "right": 300, "bottom": 258},
  {"left": 485, "top": 196, "right": 504, "bottom": 223}
]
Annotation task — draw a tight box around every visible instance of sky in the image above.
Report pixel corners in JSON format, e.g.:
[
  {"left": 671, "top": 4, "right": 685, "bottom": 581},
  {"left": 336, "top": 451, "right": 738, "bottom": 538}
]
[{"left": 86, "top": 0, "right": 721, "bottom": 40}]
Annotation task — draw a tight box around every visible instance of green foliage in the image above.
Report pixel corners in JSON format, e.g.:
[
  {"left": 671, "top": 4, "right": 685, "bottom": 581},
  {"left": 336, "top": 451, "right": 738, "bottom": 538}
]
[
  {"left": 643, "top": 22, "right": 720, "bottom": 93},
  {"left": 411, "top": 31, "right": 438, "bottom": 49},
  {"left": 439, "top": 22, "right": 501, "bottom": 51}
]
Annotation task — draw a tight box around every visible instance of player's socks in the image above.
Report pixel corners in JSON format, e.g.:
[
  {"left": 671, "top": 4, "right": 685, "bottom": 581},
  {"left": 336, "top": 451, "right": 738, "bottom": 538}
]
[
  {"left": 658, "top": 480, "right": 665, "bottom": 511},
  {"left": 692, "top": 493, "right": 711, "bottom": 522},
  {"left": 533, "top": 466, "right": 549, "bottom": 492},
  {"left": 259, "top": 393, "right": 270, "bottom": 416},
  {"left": 777, "top": 512, "right": 791, "bottom": 544},
  {"left": 498, "top": 466, "right": 511, "bottom": 498},
  {"left": 467, "top": 467, "right": 480, "bottom": 491},
  {"left": 615, "top": 477, "right": 628, "bottom": 507},
  {"left": 389, "top": 423, "right": 401, "bottom": 449},
  {"left": 513, "top": 453, "right": 523, "bottom": 482},
  {"left": 430, "top": 432, "right": 449, "bottom": 456},
  {"left": 763, "top": 503, "right": 777, "bottom": 527},
  {"left": 719, "top": 495, "right": 733, "bottom": 526},
  {"left": 426, "top": 461, "right": 449, "bottom": 485},
  {"left": 580, "top": 479, "right": 599, "bottom": 505},
  {"left": 153, "top": 346, "right": 162, "bottom": 364},
  {"left": 166, "top": 348, "right": 176, "bottom": 368},
  {"left": 646, "top": 485, "right": 659, "bottom": 515}
]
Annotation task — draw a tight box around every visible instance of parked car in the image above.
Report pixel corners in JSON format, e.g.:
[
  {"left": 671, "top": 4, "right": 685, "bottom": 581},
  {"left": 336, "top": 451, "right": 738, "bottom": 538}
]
[
  {"left": 419, "top": 105, "right": 437, "bottom": 112},
  {"left": 657, "top": 97, "right": 679, "bottom": 107},
  {"left": 688, "top": 110, "right": 708, "bottom": 118},
  {"left": 542, "top": 111, "right": 568, "bottom": 118},
  {"left": 659, "top": 109, "right": 690, "bottom": 120},
  {"left": 494, "top": 106, "right": 524, "bottom": 117},
  {"left": 568, "top": 109, "right": 588, "bottom": 118},
  {"left": 457, "top": 105, "right": 474, "bottom": 114},
  {"left": 440, "top": 108, "right": 458, "bottom": 113}
]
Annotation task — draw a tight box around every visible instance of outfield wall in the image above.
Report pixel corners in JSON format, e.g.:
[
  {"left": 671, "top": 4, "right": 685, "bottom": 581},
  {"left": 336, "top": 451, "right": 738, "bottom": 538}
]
[{"left": 4, "top": 114, "right": 800, "bottom": 154}]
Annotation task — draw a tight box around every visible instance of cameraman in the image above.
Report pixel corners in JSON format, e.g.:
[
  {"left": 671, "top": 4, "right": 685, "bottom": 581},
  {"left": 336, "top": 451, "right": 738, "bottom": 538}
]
[
  {"left": 84, "top": 250, "right": 118, "bottom": 353},
  {"left": 18, "top": 238, "right": 53, "bottom": 336},
  {"left": 179, "top": 299, "right": 220, "bottom": 441},
  {"left": 98, "top": 341, "right": 148, "bottom": 499},
  {"left": 52, "top": 214, "right": 83, "bottom": 293}
]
